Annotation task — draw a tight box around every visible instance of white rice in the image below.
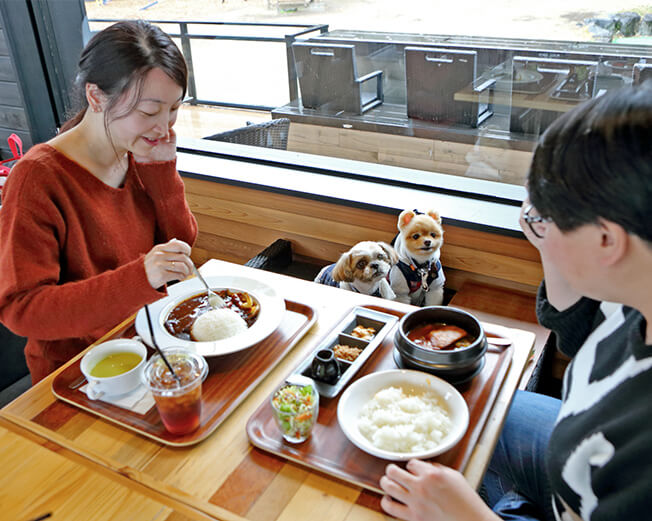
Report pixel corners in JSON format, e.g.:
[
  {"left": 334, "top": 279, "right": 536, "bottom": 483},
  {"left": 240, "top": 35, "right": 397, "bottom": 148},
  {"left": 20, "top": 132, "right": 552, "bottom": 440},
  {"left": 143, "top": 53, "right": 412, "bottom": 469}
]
[
  {"left": 358, "top": 385, "right": 451, "bottom": 453},
  {"left": 191, "top": 308, "right": 248, "bottom": 342}
]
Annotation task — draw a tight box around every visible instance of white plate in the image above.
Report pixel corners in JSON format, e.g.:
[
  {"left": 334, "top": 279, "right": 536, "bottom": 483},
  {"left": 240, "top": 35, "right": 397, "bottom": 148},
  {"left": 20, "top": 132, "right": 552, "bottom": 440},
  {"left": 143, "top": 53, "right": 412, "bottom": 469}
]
[
  {"left": 337, "top": 369, "right": 469, "bottom": 461},
  {"left": 135, "top": 275, "right": 285, "bottom": 357}
]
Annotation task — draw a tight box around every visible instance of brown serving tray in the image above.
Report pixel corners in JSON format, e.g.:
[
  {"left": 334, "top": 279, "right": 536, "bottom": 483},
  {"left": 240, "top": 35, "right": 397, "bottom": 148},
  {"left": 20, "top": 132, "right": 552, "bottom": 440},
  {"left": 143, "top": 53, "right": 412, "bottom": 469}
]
[
  {"left": 246, "top": 304, "right": 512, "bottom": 493},
  {"left": 52, "top": 299, "right": 316, "bottom": 447}
]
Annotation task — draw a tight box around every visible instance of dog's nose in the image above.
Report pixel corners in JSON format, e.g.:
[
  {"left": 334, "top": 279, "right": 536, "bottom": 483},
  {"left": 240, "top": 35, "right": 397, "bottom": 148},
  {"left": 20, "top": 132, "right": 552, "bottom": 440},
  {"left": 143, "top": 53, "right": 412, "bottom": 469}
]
[
  {"left": 424, "top": 239, "right": 431, "bottom": 247},
  {"left": 370, "top": 262, "right": 379, "bottom": 270}
]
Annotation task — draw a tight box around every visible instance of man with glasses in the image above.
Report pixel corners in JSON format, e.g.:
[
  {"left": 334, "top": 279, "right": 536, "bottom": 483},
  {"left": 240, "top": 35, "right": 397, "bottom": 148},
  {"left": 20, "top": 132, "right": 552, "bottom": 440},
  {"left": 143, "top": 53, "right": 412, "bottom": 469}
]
[{"left": 380, "top": 83, "right": 652, "bottom": 521}]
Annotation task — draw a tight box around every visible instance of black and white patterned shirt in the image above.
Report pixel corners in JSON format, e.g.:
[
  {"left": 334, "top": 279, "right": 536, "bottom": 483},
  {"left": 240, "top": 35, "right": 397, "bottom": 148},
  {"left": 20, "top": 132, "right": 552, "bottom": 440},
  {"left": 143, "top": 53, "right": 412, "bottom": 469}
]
[{"left": 537, "top": 285, "right": 652, "bottom": 521}]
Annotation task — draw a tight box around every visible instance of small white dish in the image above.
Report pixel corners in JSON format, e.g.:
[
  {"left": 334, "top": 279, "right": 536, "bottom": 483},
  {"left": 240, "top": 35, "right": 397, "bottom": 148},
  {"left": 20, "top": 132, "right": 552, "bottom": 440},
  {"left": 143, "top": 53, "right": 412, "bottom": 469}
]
[
  {"left": 80, "top": 338, "right": 148, "bottom": 400},
  {"left": 135, "top": 275, "right": 285, "bottom": 357},
  {"left": 337, "top": 369, "right": 469, "bottom": 461}
]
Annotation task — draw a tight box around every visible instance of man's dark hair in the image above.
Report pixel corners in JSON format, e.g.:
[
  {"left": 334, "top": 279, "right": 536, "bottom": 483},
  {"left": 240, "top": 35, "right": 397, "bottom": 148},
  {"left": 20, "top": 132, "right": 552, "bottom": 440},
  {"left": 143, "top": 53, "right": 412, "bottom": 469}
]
[{"left": 527, "top": 82, "right": 652, "bottom": 243}]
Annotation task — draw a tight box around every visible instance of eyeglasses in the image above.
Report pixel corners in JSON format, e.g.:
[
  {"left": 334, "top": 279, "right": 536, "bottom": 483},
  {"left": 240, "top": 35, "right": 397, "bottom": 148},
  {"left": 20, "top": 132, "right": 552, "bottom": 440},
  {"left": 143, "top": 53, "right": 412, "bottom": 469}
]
[{"left": 523, "top": 204, "right": 553, "bottom": 239}]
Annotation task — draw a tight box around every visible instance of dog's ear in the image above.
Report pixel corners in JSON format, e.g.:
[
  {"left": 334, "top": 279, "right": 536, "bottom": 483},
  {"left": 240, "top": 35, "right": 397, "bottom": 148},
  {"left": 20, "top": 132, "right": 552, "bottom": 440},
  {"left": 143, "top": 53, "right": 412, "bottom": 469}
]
[
  {"left": 397, "top": 209, "right": 416, "bottom": 231},
  {"left": 378, "top": 242, "right": 399, "bottom": 265},
  {"left": 426, "top": 209, "right": 442, "bottom": 224},
  {"left": 331, "top": 251, "right": 355, "bottom": 282}
]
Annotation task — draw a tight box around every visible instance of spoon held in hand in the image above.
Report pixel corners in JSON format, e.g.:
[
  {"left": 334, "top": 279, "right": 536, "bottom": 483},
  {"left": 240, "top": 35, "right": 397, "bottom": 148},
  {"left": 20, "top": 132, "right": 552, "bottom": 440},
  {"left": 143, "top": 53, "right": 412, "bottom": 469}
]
[{"left": 191, "top": 262, "right": 226, "bottom": 309}]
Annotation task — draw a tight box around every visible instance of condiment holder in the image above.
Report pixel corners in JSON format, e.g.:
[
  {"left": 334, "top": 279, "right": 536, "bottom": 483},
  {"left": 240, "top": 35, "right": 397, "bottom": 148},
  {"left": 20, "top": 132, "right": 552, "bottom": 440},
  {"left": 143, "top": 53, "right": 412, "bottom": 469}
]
[{"left": 291, "top": 307, "right": 398, "bottom": 398}]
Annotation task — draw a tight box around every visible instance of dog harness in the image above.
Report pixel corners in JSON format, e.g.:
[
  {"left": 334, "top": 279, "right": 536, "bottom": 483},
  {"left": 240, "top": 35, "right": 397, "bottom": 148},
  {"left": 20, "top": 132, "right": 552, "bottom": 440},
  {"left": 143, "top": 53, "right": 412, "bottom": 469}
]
[
  {"left": 315, "top": 264, "right": 339, "bottom": 287},
  {"left": 315, "top": 264, "right": 385, "bottom": 298},
  {"left": 395, "top": 258, "right": 444, "bottom": 295}
]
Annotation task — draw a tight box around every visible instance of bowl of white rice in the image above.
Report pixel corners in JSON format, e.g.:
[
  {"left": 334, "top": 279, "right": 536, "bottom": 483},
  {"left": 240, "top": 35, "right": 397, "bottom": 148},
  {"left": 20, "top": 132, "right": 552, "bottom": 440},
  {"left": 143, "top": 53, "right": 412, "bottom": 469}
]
[
  {"left": 337, "top": 369, "right": 469, "bottom": 461},
  {"left": 135, "top": 275, "right": 285, "bottom": 357},
  {"left": 191, "top": 308, "right": 249, "bottom": 342}
]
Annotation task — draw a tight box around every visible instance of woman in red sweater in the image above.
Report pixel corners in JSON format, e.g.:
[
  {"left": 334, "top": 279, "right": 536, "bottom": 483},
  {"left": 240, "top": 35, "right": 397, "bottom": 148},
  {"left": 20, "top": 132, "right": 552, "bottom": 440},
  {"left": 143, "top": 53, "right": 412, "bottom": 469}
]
[{"left": 0, "top": 21, "right": 198, "bottom": 383}]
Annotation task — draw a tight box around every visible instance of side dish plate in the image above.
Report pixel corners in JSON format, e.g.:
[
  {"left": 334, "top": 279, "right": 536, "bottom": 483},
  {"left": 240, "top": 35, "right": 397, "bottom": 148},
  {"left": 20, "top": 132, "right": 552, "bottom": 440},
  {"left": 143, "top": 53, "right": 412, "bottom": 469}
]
[
  {"left": 135, "top": 275, "right": 285, "bottom": 357},
  {"left": 290, "top": 307, "right": 398, "bottom": 398}
]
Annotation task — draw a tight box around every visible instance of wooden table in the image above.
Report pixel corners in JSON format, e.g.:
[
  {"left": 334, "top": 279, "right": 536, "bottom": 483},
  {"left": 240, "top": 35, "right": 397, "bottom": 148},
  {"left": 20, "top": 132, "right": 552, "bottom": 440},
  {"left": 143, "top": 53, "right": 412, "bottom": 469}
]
[
  {"left": 0, "top": 425, "right": 194, "bottom": 521},
  {"left": 1, "top": 259, "right": 538, "bottom": 521}
]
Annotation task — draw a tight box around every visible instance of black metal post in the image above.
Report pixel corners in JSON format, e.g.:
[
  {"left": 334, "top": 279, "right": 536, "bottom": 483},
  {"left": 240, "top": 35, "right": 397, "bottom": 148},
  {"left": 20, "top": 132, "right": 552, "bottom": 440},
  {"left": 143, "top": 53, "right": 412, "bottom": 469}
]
[
  {"left": 88, "top": 19, "right": 331, "bottom": 111},
  {"left": 285, "top": 24, "right": 329, "bottom": 103},
  {"left": 179, "top": 22, "right": 197, "bottom": 104},
  {"left": 285, "top": 34, "right": 299, "bottom": 102}
]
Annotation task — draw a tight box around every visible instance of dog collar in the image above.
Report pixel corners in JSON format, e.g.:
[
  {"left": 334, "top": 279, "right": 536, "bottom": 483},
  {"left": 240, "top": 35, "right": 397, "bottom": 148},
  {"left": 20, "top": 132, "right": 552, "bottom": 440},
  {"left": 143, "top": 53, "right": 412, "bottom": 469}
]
[{"left": 409, "top": 257, "right": 431, "bottom": 270}]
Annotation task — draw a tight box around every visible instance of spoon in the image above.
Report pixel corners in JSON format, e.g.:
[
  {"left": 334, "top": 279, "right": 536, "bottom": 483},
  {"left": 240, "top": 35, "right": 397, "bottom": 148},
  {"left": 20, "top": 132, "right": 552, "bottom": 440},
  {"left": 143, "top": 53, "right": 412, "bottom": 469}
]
[
  {"left": 486, "top": 336, "right": 512, "bottom": 346},
  {"left": 192, "top": 262, "right": 226, "bottom": 309}
]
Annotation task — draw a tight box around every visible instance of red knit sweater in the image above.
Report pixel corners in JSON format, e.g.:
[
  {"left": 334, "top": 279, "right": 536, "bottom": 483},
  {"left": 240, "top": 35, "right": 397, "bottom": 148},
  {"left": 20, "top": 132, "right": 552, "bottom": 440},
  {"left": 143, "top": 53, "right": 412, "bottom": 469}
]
[{"left": 0, "top": 144, "right": 198, "bottom": 383}]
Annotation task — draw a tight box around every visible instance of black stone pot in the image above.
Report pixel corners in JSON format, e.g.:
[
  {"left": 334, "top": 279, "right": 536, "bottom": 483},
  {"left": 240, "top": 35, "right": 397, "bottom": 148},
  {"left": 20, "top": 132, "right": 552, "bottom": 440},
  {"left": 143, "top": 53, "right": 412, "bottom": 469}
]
[{"left": 394, "top": 306, "right": 487, "bottom": 384}]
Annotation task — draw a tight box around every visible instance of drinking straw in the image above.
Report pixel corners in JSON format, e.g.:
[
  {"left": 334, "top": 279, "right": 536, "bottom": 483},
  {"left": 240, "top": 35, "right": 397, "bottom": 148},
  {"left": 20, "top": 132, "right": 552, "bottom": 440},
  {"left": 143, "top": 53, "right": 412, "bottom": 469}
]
[{"left": 144, "top": 304, "right": 181, "bottom": 386}]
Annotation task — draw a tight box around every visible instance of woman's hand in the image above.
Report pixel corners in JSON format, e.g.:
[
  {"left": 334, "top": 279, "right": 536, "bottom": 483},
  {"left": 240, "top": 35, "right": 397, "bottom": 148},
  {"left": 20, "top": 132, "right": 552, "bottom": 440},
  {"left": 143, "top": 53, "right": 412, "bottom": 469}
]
[
  {"left": 133, "top": 128, "right": 177, "bottom": 163},
  {"left": 144, "top": 238, "right": 192, "bottom": 289},
  {"left": 379, "top": 460, "right": 500, "bottom": 521}
]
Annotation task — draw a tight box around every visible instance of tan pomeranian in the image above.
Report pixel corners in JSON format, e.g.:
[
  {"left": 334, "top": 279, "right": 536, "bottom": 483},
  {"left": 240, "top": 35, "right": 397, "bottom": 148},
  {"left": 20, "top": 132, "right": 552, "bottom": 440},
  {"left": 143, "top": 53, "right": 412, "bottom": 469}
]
[
  {"left": 314, "top": 241, "right": 399, "bottom": 299},
  {"left": 389, "top": 209, "right": 445, "bottom": 306}
]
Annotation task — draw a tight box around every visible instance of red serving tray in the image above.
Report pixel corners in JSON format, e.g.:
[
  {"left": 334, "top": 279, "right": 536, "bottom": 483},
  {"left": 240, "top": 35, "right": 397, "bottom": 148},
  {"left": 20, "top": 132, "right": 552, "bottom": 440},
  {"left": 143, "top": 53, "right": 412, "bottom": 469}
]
[
  {"left": 52, "top": 299, "right": 316, "bottom": 446},
  {"left": 246, "top": 304, "right": 512, "bottom": 493}
]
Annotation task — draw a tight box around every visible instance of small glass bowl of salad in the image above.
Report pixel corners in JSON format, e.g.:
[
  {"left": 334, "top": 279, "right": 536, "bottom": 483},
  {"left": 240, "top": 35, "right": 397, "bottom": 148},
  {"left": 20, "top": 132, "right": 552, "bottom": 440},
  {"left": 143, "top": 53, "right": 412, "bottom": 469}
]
[{"left": 271, "top": 376, "right": 319, "bottom": 443}]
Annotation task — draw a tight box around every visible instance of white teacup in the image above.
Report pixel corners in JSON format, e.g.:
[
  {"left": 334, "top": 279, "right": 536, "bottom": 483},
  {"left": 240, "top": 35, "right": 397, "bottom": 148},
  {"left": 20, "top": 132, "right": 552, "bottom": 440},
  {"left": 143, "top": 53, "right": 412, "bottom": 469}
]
[{"left": 80, "top": 338, "right": 148, "bottom": 400}]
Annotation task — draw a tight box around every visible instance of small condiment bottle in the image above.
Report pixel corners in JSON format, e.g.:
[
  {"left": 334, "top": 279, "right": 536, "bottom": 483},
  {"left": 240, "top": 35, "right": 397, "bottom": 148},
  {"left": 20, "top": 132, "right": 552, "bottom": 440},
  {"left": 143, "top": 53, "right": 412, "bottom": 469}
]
[{"left": 311, "top": 349, "right": 340, "bottom": 384}]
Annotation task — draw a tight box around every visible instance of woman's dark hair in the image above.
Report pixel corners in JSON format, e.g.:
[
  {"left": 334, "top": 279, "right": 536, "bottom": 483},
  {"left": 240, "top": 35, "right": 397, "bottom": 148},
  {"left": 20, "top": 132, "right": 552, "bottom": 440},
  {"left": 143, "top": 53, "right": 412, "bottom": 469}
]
[
  {"left": 527, "top": 82, "right": 652, "bottom": 243},
  {"left": 60, "top": 20, "right": 187, "bottom": 132}
]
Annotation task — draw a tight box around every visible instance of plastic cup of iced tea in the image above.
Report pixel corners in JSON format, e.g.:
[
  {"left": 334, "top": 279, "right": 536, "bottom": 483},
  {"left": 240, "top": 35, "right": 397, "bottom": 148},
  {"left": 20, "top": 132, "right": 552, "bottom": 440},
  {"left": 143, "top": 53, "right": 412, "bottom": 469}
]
[{"left": 142, "top": 347, "right": 208, "bottom": 435}]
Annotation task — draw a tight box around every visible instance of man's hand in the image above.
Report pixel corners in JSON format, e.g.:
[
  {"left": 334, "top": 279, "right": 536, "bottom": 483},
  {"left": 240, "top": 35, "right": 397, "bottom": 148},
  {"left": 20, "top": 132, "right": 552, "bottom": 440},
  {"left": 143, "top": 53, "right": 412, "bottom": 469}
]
[{"left": 379, "top": 460, "right": 500, "bottom": 521}]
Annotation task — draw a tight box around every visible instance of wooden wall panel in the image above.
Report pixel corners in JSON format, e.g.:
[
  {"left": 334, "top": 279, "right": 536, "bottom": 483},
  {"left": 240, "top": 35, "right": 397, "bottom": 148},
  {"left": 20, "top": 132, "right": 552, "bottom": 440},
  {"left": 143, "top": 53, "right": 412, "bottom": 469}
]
[
  {"left": 184, "top": 179, "right": 399, "bottom": 232},
  {"left": 189, "top": 193, "right": 391, "bottom": 245},
  {"left": 0, "top": 56, "right": 14, "bottom": 82},
  {"left": 0, "top": 28, "right": 8, "bottom": 56},
  {"left": 287, "top": 123, "right": 534, "bottom": 185},
  {"left": 183, "top": 177, "right": 543, "bottom": 294},
  {"left": 0, "top": 105, "right": 28, "bottom": 130},
  {"left": 0, "top": 81, "right": 21, "bottom": 106}
]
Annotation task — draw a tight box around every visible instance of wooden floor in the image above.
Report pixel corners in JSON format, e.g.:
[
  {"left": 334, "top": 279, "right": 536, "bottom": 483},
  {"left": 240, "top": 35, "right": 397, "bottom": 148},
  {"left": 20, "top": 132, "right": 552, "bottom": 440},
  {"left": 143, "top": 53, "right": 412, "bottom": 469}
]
[{"left": 175, "top": 104, "right": 272, "bottom": 140}]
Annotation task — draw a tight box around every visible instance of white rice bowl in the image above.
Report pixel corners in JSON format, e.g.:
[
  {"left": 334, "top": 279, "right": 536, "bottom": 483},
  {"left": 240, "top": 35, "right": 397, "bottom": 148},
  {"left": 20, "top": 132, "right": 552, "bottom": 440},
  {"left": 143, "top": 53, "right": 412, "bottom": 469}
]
[
  {"left": 358, "top": 386, "right": 452, "bottom": 453},
  {"left": 191, "top": 308, "right": 248, "bottom": 342},
  {"left": 337, "top": 369, "right": 469, "bottom": 460}
]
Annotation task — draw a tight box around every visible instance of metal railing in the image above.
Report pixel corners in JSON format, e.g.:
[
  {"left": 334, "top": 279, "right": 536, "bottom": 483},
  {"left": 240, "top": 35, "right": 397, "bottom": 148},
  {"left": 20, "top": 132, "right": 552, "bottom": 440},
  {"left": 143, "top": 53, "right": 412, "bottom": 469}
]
[{"left": 88, "top": 19, "right": 328, "bottom": 111}]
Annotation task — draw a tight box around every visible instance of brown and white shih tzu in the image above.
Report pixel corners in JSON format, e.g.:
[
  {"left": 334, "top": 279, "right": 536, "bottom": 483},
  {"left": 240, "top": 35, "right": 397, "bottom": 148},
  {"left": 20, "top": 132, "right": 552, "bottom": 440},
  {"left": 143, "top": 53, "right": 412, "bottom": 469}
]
[
  {"left": 389, "top": 209, "right": 445, "bottom": 306},
  {"left": 314, "top": 241, "right": 399, "bottom": 299}
]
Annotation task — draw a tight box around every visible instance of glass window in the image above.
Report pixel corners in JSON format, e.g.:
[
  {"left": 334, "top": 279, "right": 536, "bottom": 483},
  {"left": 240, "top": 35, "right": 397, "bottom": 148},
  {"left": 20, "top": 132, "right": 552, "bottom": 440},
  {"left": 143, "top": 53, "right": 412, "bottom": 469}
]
[{"left": 87, "top": 2, "right": 651, "bottom": 189}]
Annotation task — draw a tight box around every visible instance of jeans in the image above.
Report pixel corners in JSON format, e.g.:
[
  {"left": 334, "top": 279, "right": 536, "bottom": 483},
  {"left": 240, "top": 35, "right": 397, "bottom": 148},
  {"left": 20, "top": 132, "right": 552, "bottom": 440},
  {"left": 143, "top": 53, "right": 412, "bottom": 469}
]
[{"left": 481, "top": 390, "right": 561, "bottom": 521}]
